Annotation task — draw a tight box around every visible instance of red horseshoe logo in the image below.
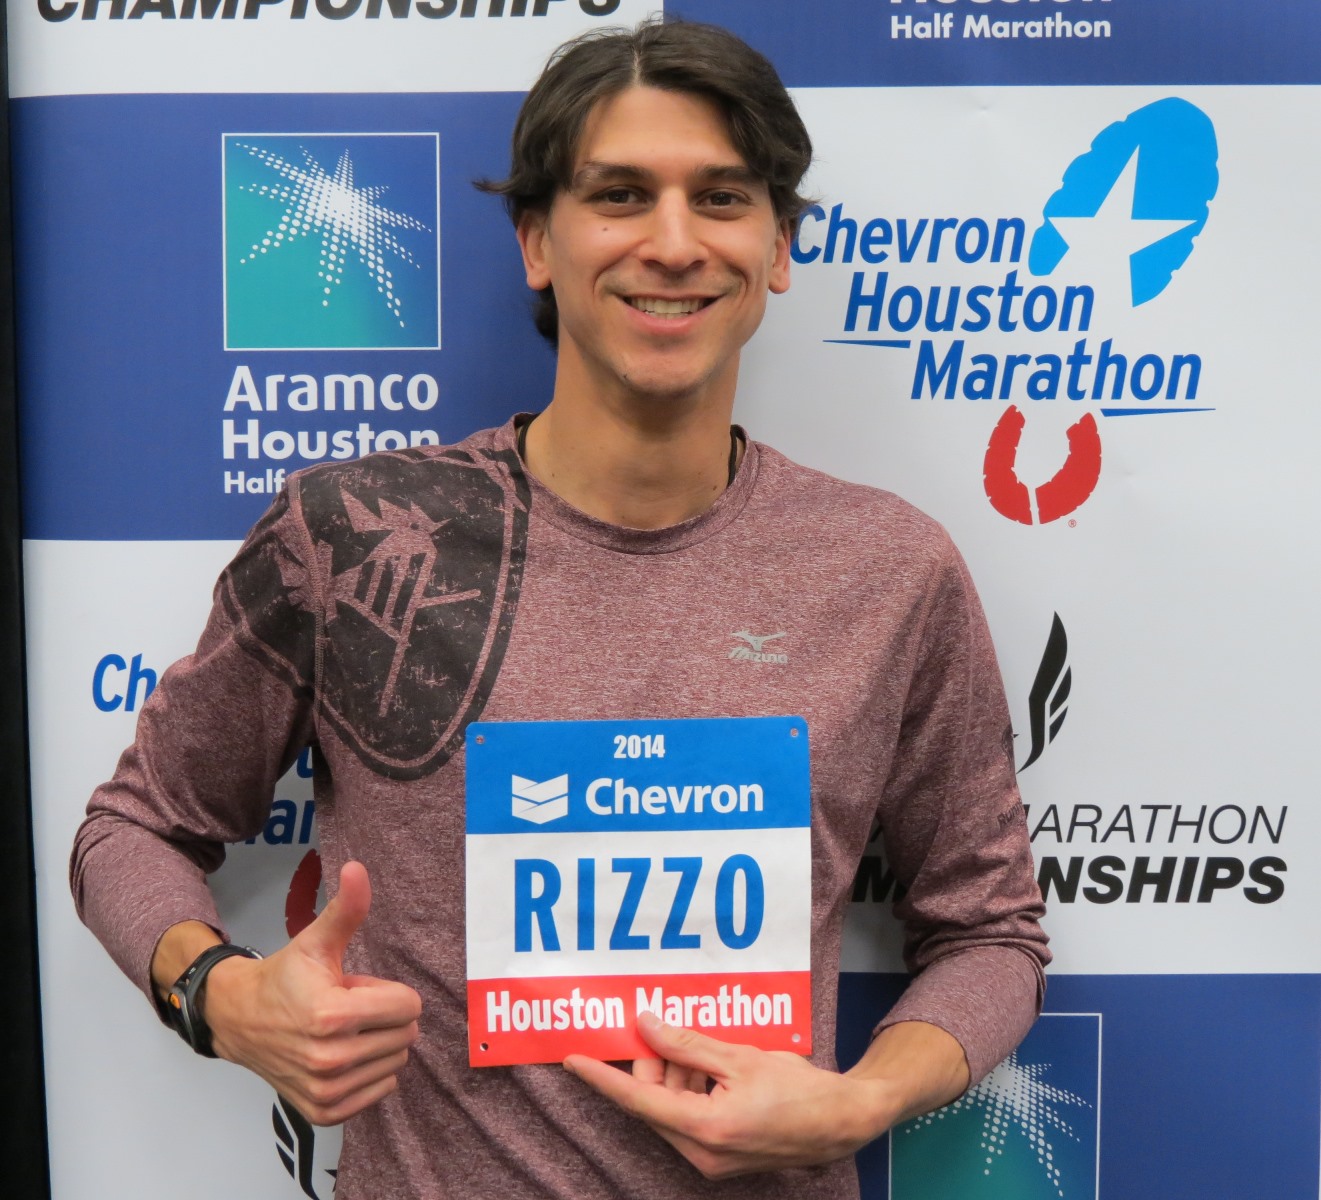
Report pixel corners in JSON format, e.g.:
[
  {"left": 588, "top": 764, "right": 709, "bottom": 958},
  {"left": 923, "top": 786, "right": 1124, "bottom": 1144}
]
[
  {"left": 285, "top": 848, "right": 322, "bottom": 938},
  {"left": 983, "top": 406, "right": 1103, "bottom": 525}
]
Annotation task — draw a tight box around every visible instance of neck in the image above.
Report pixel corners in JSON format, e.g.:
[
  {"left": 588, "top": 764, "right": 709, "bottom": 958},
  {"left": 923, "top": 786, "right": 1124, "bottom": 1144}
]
[{"left": 521, "top": 395, "right": 741, "bottom": 530}]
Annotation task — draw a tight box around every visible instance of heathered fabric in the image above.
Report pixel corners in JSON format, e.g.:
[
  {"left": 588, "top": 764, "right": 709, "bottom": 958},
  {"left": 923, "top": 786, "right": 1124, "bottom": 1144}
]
[{"left": 73, "top": 419, "right": 1048, "bottom": 1200}]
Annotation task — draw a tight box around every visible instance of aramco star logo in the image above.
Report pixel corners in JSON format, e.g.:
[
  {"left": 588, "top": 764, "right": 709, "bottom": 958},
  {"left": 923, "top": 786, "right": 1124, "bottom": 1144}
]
[
  {"left": 224, "top": 133, "right": 440, "bottom": 351},
  {"left": 891, "top": 1017, "right": 1100, "bottom": 1200}
]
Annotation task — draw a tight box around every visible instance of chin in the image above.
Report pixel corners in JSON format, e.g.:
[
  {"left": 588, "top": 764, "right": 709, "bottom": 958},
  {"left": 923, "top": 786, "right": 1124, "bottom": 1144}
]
[
  {"left": 615, "top": 359, "right": 732, "bottom": 406},
  {"left": 620, "top": 378, "right": 712, "bottom": 406}
]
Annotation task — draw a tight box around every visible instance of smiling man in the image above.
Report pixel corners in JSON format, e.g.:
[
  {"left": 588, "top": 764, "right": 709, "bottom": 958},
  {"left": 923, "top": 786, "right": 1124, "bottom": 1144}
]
[
  {"left": 73, "top": 19, "right": 1048, "bottom": 1199},
  {"left": 511, "top": 84, "right": 788, "bottom": 528}
]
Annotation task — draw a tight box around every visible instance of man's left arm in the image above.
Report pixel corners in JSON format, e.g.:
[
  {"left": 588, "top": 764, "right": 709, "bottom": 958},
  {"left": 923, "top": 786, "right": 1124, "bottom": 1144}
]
[
  {"left": 567, "top": 536, "right": 1048, "bottom": 1177},
  {"left": 867, "top": 537, "right": 1048, "bottom": 1084}
]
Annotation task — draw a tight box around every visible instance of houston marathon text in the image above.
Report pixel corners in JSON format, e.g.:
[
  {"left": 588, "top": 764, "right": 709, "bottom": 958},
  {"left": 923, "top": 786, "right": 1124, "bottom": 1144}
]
[
  {"left": 854, "top": 801, "right": 1289, "bottom": 908},
  {"left": 890, "top": 0, "right": 1112, "bottom": 43},
  {"left": 222, "top": 365, "right": 441, "bottom": 495},
  {"left": 486, "top": 983, "right": 793, "bottom": 1038},
  {"left": 794, "top": 206, "right": 1202, "bottom": 406},
  {"left": 39, "top": 0, "right": 617, "bottom": 20}
]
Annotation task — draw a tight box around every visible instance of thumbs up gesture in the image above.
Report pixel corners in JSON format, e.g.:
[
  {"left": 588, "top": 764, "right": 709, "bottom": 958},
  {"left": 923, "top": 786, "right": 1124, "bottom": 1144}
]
[{"left": 200, "top": 861, "right": 422, "bottom": 1125}]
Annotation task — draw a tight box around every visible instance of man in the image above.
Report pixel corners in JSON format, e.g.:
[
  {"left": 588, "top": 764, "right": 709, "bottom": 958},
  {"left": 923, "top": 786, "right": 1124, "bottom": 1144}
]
[{"left": 73, "top": 19, "right": 1048, "bottom": 1198}]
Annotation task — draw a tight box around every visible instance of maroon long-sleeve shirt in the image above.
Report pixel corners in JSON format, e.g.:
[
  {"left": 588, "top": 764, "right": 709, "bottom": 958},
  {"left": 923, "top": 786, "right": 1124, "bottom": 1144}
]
[{"left": 73, "top": 419, "right": 1048, "bottom": 1199}]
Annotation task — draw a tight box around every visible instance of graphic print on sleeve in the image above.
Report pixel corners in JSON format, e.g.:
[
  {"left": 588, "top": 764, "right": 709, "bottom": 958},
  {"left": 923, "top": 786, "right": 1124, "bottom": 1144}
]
[{"left": 223, "top": 446, "right": 530, "bottom": 780}]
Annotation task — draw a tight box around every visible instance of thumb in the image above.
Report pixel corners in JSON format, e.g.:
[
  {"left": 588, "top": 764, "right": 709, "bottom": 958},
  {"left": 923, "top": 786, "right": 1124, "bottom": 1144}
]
[{"left": 295, "top": 860, "right": 371, "bottom": 971}]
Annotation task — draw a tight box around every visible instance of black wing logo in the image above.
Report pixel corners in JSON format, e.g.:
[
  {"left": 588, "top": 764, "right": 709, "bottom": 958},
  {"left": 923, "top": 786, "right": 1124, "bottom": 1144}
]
[
  {"left": 1018, "top": 613, "right": 1071, "bottom": 773},
  {"left": 273, "top": 1095, "right": 336, "bottom": 1198}
]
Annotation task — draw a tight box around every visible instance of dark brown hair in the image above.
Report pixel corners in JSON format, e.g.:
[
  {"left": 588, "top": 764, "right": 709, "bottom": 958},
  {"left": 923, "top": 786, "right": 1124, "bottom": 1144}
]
[{"left": 477, "top": 19, "right": 814, "bottom": 344}]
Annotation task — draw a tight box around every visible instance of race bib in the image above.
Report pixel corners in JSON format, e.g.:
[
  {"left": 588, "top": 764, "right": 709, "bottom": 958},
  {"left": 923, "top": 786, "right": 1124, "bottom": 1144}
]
[{"left": 464, "top": 716, "right": 812, "bottom": 1066}]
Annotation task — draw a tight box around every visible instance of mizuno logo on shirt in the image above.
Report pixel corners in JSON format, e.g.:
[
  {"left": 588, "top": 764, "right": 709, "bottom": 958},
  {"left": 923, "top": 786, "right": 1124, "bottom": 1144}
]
[{"left": 729, "top": 631, "right": 788, "bottom": 664}]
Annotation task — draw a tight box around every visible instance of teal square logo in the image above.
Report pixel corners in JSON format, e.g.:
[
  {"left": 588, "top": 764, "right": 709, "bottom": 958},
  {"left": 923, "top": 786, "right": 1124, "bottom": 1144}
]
[
  {"left": 891, "top": 1014, "right": 1101, "bottom": 1200},
  {"left": 223, "top": 133, "right": 440, "bottom": 350}
]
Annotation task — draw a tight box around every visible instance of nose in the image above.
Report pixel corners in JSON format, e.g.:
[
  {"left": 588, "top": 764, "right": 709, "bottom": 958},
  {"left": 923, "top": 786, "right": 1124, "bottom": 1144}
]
[{"left": 639, "top": 190, "right": 707, "bottom": 273}]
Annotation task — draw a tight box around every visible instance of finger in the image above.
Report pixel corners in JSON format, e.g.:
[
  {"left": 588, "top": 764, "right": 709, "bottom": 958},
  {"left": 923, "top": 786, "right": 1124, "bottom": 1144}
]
[
  {"left": 295, "top": 861, "right": 372, "bottom": 973},
  {"left": 298, "top": 1066, "right": 404, "bottom": 1128},
  {"left": 340, "top": 973, "right": 410, "bottom": 989},
  {"left": 340, "top": 978, "right": 424, "bottom": 1027},
  {"left": 304, "top": 980, "right": 423, "bottom": 1036},
  {"left": 565, "top": 1055, "right": 700, "bottom": 1134},
  {"left": 632, "top": 1056, "right": 666, "bottom": 1086},
  {"left": 565, "top": 1055, "right": 645, "bottom": 1108},
  {"left": 633, "top": 1055, "right": 705, "bottom": 1093},
  {"left": 299, "top": 1046, "right": 411, "bottom": 1107},
  {"left": 303, "top": 1023, "right": 419, "bottom": 1077},
  {"left": 635, "top": 1012, "right": 739, "bottom": 1078},
  {"left": 663, "top": 1059, "right": 706, "bottom": 1094}
]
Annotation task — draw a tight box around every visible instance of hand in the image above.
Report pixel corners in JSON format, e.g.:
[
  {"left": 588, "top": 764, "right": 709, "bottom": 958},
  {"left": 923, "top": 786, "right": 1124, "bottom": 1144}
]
[
  {"left": 203, "top": 861, "right": 422, "bottom": 1126},
  {"left": 563, "top": 1013, "right": 903, "bottom": 1180}
]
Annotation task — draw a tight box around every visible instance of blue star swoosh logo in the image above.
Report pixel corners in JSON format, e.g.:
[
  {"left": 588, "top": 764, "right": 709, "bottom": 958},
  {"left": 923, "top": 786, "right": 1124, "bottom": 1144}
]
[{"left": 1029, "top": 97, "right": 1219, "bottom": 307}]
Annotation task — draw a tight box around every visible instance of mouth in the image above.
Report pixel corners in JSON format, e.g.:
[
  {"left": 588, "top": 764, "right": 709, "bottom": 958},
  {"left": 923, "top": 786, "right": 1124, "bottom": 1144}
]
[{"left": 625, "top": 296, "right": 714, "bottom": 318}]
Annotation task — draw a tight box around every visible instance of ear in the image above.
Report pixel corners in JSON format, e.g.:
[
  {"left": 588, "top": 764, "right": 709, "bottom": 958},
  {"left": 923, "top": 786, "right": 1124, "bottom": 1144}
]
[
  {"left": 516, "top": 209, "right": 553, "bottom": 291},
  {"left": 769, "top": 217, "right": 792, "bottom": 295}
]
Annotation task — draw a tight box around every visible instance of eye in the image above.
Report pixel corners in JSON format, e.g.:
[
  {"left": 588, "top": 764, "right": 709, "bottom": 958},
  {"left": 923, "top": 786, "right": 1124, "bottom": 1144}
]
[
  {"left": 700, "top": 189, "right": 752, "bottom": 215},
  {"left": 595, "top": 186, "right": 642, "bottom": 207}
]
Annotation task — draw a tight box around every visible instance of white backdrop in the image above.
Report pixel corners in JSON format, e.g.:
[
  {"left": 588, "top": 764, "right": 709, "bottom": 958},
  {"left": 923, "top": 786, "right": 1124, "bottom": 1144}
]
[{"left": 9, "top": 1, "right": 1320, "bottom": 1196}]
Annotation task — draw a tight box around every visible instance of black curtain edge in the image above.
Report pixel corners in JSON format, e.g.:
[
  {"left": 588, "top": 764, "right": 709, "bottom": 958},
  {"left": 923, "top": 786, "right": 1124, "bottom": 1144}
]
[{"left": 1, "top": 4, "right": 54, "bottom": 1196}]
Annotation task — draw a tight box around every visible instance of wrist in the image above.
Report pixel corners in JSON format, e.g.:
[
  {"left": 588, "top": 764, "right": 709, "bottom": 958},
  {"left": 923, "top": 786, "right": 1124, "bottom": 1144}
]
[
  {"left": 844, "top": 1021, "right": 970, "bottom": 1128},
  {"left": 840, "top": 1071, "right": 908, "bottom": 1147},
  {"left": 151, "top": 921, "right": 225, "bottom": 1003},
  {"left": 163, "top": 943, "right": 263, "bottom": 1057},
  {"left": 198, "top": 952, "right": 261, "bottom": 1058}
]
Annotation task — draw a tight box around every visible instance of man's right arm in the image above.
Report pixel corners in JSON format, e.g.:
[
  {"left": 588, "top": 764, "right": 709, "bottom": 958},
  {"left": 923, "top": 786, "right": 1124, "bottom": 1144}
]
[
  {"left": 72, "top": 487, "right": 319, "bottom": 1006},
  {"left": 74, "top": 488, "right": 419, "bottom": 1123}
]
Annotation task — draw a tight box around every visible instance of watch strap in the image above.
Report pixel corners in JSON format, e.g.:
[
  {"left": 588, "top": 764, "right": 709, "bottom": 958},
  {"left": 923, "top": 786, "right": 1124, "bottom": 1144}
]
[{"left": 165, "top": 943, "right": 262, "bottom": 1058}]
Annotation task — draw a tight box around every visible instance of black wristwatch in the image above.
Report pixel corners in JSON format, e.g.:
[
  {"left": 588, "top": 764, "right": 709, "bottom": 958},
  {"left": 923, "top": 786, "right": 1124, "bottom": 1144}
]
[{"left": 164, "top": 943, "right": 263, "bottom": 1057}]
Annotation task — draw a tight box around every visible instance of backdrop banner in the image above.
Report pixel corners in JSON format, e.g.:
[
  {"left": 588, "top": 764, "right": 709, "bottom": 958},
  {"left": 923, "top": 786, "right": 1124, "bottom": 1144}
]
[{"left": 9, "top": 1, "right": 1320, "bottom": 1196}]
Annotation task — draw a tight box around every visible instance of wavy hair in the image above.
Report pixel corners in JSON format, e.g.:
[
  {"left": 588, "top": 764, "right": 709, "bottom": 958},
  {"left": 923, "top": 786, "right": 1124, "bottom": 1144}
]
[{"left": 477, "top": 19, "right": 813, "bottom": 345}]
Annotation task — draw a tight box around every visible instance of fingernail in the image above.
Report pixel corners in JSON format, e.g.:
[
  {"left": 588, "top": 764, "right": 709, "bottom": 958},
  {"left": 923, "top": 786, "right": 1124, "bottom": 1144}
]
[{"left": 637, "top": 1011, "right": 661, "bottom": 1030}]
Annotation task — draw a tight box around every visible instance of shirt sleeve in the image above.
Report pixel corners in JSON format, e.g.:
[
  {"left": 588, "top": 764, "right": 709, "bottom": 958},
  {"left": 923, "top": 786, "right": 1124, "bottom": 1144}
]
[
  {"left": 873, "top": 537, "right": 1050, "bottom": 1085},
  {"left": 70, "top": 484, "right": 320, "bottom": 1009}
]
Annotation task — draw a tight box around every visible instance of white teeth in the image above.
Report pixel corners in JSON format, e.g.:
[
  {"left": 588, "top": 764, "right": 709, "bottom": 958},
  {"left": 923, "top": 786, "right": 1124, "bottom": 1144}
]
[{"left": 629, "top": 297, "right": 704, "bottom": 316}]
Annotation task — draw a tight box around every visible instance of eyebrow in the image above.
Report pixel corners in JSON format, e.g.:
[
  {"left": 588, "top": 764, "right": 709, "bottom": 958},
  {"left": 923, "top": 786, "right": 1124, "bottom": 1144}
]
[{"left": 569, "top": 161, "right": 764, "bottom": 192}]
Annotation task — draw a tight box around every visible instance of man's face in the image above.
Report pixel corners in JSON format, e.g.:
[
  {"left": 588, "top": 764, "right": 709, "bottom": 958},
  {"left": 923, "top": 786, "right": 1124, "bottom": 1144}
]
[{"left": 517, "top": 85, "right": 791, "bottom": 410}]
